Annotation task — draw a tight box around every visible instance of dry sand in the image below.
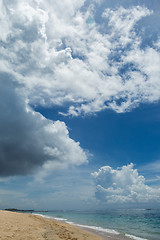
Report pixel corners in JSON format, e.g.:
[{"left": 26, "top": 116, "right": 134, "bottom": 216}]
[{"left": 0, "top": 210, "right": 102, "bottom": 240}]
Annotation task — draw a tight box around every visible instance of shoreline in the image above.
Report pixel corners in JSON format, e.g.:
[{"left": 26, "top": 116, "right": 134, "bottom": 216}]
[
  {"left": 0, "top": 210, "right": 103, "bottom": 240},
  {"left": 0, "top": 210, "right": 143, "bottom": 240},
  {"left": 33, "top": 213, "right": 146, "bottom": 240},
  {"left": 75, "top": 225, "right": 131, "bottom": 240}
]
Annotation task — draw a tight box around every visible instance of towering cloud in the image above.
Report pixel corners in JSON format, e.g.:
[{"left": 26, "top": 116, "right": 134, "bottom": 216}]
[{"left": 92, "top": 164, "right": 160, "bottom": 204}]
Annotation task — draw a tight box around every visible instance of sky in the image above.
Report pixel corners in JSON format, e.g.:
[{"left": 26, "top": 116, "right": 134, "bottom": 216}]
[{"left": 0, "top": 0, "right": 160, "bottom": 210}]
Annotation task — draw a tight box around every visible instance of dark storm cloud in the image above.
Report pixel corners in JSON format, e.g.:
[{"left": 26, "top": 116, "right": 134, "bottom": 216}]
[
  {"left": 0, "top": 75, "right": 47, "bottom": 176},
  {"left": 0, "top": 74, "right": 87, "bottom": 176}
]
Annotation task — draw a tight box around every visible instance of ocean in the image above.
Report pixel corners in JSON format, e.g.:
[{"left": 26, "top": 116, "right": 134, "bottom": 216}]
[{"left": 34, "top": 209, "right": 160, "bottom": 240}]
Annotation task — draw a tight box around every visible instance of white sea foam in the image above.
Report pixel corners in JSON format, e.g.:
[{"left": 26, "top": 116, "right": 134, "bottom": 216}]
[
  {"left": 66, "top": 222, "right": 119, "bottom": 235},
  {"left": 33, "top": 213, "right": 54, "bottom": 219},
  {"left": 125, "top": 234, "right": 148, "bottom": 240},
  {"left": 33, "top": 213, "right": 67, "bottom": 222},
  {"left": 53, "top": 217, "right": 68, "bottom": 221}
]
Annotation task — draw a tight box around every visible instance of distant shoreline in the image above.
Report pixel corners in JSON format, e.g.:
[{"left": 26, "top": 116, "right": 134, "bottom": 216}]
[{"left": 4, "top": 208, "right": 35, "bottom": 213}]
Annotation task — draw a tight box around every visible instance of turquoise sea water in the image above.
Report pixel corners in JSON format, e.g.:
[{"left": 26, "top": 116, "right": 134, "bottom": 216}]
[{"left": 35, "top": 209, "right": 160, "bottom": 240}]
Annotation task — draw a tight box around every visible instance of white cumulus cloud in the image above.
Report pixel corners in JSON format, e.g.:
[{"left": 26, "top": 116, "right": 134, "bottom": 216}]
[
  {"left": 0, "top": 1, "right": 160, "bottom": 116},
  {"left": 91, "top": 163, "right": 160, "bottom": 204}
]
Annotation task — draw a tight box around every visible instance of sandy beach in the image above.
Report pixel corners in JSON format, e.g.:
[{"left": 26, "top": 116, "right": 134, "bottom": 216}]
[
  {"left": 0, "top": 210, "right": 103, "bottom": 240},
  {"left": 0, "top": 210, "right": 133, "bottom": 240}
]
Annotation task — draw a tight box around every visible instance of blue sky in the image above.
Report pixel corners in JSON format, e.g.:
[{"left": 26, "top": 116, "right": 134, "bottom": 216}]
[
  {"left": 0, "top": 0, "right": 160, "bottom": 210},
  {"left": 36, "top": 102, "right": 160, "bottom": 169}
]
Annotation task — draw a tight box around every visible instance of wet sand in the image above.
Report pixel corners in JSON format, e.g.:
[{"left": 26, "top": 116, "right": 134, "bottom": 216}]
[
  {"left": 0, "top": 210, "right": 129, "bottom": 240},
  {"left": 78, "top": 225, "right": 131, "bottom": 240}
]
